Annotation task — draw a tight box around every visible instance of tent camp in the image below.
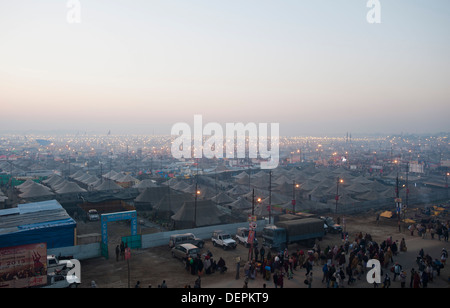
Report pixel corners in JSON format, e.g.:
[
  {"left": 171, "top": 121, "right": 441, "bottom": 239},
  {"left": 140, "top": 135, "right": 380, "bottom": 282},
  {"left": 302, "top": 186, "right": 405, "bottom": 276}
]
[
  {"left": 171, "top": 200, "right": 226, "bottom": 229},
  {"left": 153, "top": 193, "right": 194, "bottom": 219},
  {"left": 134, "top": 186, "right": 171, "bottom": 210},
  {"left": 211, "top": 192, "right": 235, "bottom": 205}
]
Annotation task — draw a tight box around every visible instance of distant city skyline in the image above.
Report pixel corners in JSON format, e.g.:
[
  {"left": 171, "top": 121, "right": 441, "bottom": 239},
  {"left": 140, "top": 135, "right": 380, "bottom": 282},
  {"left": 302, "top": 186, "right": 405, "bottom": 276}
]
[{"left": 1, "top": 1, "right": 449, "bottom": 136}]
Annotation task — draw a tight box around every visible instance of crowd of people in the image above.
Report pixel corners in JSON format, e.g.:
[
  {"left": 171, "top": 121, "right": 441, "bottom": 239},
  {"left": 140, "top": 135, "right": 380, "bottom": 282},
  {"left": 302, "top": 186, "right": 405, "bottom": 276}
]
[
  {"left": 236, "top": 228, "right": 449, "bottom": 288},
  {"left": 408, "top": 220, "right": 449, "bottom": 241},
  {"left": 110, "top": 218, "right": 449, "bottom": 289}
]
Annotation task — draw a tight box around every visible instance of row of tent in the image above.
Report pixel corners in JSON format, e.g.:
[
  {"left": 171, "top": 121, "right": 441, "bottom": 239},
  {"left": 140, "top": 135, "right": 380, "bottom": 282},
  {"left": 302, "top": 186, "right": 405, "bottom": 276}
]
[
  {"left": 14, "top": 169, "right": 141, "bottom": 200},
  {"left": 147, "top": 165, "right": 427, "bottom": 221}
]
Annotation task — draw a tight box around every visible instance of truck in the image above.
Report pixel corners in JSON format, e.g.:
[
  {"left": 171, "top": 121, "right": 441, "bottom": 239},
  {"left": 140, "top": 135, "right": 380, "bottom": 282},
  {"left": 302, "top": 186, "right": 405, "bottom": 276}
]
[
  {"left": 262, "top": 218, "right": 325, "bottom": 251},
  {"left": 235, "top": 227, "right": 258, "bottom": 248},
  {"left": 211, "top": 230, "right": 237, "bottom": 250}
]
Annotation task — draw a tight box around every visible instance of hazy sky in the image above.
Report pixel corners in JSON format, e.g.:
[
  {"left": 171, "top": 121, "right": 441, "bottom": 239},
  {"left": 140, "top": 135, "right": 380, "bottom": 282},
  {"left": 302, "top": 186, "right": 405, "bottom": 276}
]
[{"left": 0, "top": 0, "right": 449, "bottom": 136}]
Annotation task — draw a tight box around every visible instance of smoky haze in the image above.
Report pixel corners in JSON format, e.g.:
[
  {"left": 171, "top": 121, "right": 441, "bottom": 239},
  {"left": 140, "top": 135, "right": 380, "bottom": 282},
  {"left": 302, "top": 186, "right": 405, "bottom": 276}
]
[{"left": 0, "top": 0, "right": 449, "bottom": 136}]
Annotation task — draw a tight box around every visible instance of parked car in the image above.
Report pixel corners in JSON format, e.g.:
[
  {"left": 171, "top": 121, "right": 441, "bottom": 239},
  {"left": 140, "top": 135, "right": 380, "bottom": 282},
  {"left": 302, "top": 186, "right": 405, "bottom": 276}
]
[
  {"left": 171, "top": 243, "right": 200, "bottom": 260},
  {"left": 87, "top": 209, "right": 99, "bottom": 221},
  {"left": 212, "top": 230, "right": 237, "bottom": 250},
  {"left": 168, "top": 233, "right": 204, "bottom": 248}
]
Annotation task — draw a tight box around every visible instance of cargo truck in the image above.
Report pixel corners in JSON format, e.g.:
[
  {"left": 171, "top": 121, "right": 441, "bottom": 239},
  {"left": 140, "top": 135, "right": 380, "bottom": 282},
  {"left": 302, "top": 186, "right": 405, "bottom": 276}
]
[{"left": 262, "top": 218, "right": 324, "bottom": 251}]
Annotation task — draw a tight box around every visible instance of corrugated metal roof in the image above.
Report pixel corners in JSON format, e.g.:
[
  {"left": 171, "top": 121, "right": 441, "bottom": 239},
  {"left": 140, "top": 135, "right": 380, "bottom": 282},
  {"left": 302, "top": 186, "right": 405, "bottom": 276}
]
[
  {"left": 0, "top": 200, "right": 75, "bottom": 235},
  {"left": 18, "top": 200, "right": 62, "bottom": 214}
]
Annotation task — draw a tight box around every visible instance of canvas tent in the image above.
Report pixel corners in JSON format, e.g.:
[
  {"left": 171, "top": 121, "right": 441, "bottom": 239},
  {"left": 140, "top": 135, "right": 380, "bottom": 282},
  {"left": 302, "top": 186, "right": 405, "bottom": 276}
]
[{"left": 171, "top": 200, "right": 226, "bottom": 229}]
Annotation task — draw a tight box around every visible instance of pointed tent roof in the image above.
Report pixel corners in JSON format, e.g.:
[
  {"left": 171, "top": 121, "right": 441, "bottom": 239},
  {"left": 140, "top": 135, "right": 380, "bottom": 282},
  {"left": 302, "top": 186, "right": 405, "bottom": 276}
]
[
  {"left": 226, "top": 185, "right": 251, "bottom": 197},
  {"left": 352, "top": 176, "right": 373, "bottom": 185},
  {"left": 19, "top": 183, "right": 54, "bottom": 199},
  {"left": 274, "top": 174, "right": 292, "bottom": 186},
  {"left": 74, "top": 173, "right": 91, "bottom": 182},
  {"left": 171, "top": 200, "right": 225, "bottom": 228},
  {"left": 154, "top": 193, "right": 194, "bottom": 215},
  {"left": 117, "top": 174, "right": 138, "bottom": 183},
  {"left": 16, "top": 179, "right": 37, "bottom": 191},
  {"left": 102, "top": 170, "right": 118, "bottom": 179},
  {"left": 309, "top": 186, "right": 327, "bottom": 198},
  {"left": 95, "top": 179, "right": 123, "bottom": 191},
  {"left": 328, "top": 194, "right": 360, "bottom": 205},
  {"left": 110, "top": 172, "right": 126, "bottom": 181},
  {"left": 356, "top": 190, "right": 382, "bottom": 201},
  {"left": 171, "top": 181, "right": 191, "bottom": 192},
  {"left": 18, "top": 181, "right": 51, "bottom": 193},
  {"left": 243, "top": 188, "right": 269, "bottom": 200},
  {"left": 253, "top": 170, "right": 268, "bottom": 178},
  {"left": 42, "top": 174, "right": 62, "bottom": 185},
  {"left": 234, "top": 171, "right": 249, "bottom": 179},
  {"left": 368, "top": 180, "right": 389, "bottom": 192},
  {"left": 250, "top": 175, "right": 270, "bottom": 189},
  {"left": 211, "top": 192, "right": 235, "bottom": 205},
  {"left": 135, "top": 186, "right": 170, "bottom": 204},
  {"left": 55, "top": 182, "right": 86, "bottom": 194},
  {"left": 262, "top": 192, "right": 290, "bottom": 206},
  {"left": 134, "top": 179, "right": 158, "bottom": 190},
  {"left": 235, "top": 174, "right": 250, "bottom": 185},
  {"left": 197, "top": 186, "right": 217, "bottom": 200},
  {"left": 228, "top": 197, "right": 252, "bottom": 210},
  {"left": 273, "top": 181, "right": 293, "bottom": 194},
  {"left": 82, "top": 175, "right": 100, "bottom": 185},
  {"left": 298, "top": 180, "right": 318, "bottom": 192},
  {"left": 70, "top": 170, "right": 85, "bottom": 179},
  {"left": 346, "top": 182, "right": 371, "bottom": 194},
  {"left": 51, "top": 179, "right": 69, "bottom": 191},
  {"left": 310, "top": 171, "right": 329, "bottom": 182}
]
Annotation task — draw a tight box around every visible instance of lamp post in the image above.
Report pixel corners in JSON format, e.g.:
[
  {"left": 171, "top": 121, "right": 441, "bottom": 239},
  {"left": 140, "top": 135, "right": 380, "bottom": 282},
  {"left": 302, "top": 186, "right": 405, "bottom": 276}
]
[
  {"left": 292, "top": 181, "right": 300, "bottom": 214},
  {"left": 445, "top": 169, "right": 449, "bottom": 198},
  {"left": 335, "top": 177, "right": 343, "bottom": 214},
  {"left": 249, "top": 190, "right": 261, "bottom": 260},
  {"left": 194, "top": 183, "right": 200, "bottom": 227}
]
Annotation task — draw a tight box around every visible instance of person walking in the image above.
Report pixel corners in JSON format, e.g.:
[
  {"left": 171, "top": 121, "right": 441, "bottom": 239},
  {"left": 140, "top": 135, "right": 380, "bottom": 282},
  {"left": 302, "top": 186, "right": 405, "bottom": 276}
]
[
  {"left": 254, "top": 245, "right": 259, "bottom": 262},
  {"left": 235, "top": 256, "right": 241, "bottom": 280},
  {"left": 393, "top": 263, "right": 402, "bottom": 281},
  {"left": 413, "top": 272, "right": 421, "bottom": 288},
  {"left": 260, "top": 246, "right": 265, "bottom": 263},
  {"left": 115, "top": 245, "right": 120, "bottom": 262},
  {"left": 399, "top": 270, "right": 407, "bottom": 288},
  {"left": 306, "top": 271, "right": 313, "bottom": 288}
]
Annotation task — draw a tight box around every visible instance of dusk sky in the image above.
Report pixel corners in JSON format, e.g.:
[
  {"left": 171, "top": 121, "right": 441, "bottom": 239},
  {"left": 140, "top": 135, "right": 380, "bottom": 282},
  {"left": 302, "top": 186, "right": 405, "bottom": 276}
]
[{"left": 0, "top": 0, "right": 449, "bottom": 136}]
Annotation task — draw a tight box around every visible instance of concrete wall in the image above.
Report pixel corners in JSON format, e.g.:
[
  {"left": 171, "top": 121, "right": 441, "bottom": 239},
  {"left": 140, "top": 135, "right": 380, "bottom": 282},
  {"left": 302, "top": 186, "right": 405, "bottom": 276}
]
[
  {"left": 48, "top": 242, "right": 101, "bottom": 260},
  {"left": 141, "top": 220, "right": 267, "bottom": 249},
  {"left": 47, "top": 220, "right": 267, "bottom": 260}
]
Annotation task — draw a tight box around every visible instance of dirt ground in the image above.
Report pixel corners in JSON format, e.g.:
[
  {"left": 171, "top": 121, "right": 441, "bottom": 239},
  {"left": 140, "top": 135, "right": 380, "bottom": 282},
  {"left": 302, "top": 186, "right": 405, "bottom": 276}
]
[{"left": 76, "top": 209, "right": 450, "bottom": 288}]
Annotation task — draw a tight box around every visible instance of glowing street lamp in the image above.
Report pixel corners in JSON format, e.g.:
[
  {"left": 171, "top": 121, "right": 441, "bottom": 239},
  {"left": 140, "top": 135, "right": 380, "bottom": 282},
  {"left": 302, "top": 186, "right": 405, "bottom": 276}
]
[
  {"left": 194, "top": 183, "right": 200, "bottom": 227},
  {"left": 335, "top": 177, "right": 343, "bottom": 213},
  {"left": 292, "top": 181, "right": 300, "bottom": 214}
]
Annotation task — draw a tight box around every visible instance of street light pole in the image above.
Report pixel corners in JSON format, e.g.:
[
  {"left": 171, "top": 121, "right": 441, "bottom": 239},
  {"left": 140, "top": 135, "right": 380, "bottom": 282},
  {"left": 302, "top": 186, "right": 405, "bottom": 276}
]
[
  {"left": 268, "top": 171, "right": 272, "bottom": 224},
  {"left": 292, "top": 181, "right": 299, "bottom": 214},
  {"left": 335, "top": 177, "right": 341, "bottom": 214},
  {"left": 446, "top": 169, "right": 449, "bottom": 200},
  {"left": 194, "top": 183, "right": 200, "bottom": 227},
  {"left": 252, "top": 188, "right": 255, "bottom": 216}
]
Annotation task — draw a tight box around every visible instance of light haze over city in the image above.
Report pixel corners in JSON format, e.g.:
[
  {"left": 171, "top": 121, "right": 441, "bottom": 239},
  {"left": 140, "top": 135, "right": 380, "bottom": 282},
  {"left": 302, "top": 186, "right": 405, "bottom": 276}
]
[{"left": 1, "top": 0, "right": 449, "bottom": 136}]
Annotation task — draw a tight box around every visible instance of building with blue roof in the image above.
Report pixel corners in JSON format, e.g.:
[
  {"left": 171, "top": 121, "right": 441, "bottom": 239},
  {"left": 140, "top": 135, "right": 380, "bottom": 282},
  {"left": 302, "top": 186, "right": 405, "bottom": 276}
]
[{"left": 0, "top": 200, "right": 76, "bottom": 249}]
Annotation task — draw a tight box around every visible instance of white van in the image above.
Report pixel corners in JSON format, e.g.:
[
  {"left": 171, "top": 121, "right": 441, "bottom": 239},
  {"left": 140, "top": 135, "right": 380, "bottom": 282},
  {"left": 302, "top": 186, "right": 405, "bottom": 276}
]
[{"left": 169, "top": 233, "right": 204, "bottom": 248}]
